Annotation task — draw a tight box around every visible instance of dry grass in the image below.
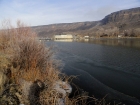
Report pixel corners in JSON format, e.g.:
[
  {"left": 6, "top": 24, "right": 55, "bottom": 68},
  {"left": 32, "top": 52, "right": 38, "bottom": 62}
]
[
  {"left": 0, "top": 20, "right": 118, "bottom": 105},
  {"left": 0, "top": 20, "right": 60, "bottom": 104},
  {"left": 0, "top": 20, "right": 60, "bottom": 83},
  {"left": 39, "top": 75, "right": 114, "bottom": 105}
]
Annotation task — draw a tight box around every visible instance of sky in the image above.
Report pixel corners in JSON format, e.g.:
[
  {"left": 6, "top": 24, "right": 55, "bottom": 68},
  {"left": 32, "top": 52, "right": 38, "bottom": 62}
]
[{"left": 0, "top": 0, "right": 140, "bottom": 26}]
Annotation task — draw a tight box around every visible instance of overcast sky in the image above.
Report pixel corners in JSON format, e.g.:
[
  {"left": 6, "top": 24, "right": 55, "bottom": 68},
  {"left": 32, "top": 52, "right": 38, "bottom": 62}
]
[{"left": 0, "top": 0, "right": 140, "bottom": 26}]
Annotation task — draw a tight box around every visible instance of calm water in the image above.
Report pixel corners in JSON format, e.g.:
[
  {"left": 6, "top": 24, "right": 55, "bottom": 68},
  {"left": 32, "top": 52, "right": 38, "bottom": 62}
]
[{"left": 46, "top": 38, "right": 140, "bottom": 104}]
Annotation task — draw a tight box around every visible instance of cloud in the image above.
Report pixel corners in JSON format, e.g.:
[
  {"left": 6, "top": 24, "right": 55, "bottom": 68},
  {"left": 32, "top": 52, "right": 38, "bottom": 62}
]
[{"left": 0, "top": 0, "right": 139, "bottom": 26}]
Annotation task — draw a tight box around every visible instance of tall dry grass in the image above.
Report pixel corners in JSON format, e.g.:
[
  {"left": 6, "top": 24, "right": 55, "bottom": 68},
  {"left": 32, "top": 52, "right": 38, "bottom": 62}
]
[
  {"left": 0, "top": 20, "right": 60, "bottom": 83},
  {"left": 0, "top": 20, "right": 61, "bottom": 104},
  {"left": 0, "top": 20, "right": 117, "bottom": 105}
]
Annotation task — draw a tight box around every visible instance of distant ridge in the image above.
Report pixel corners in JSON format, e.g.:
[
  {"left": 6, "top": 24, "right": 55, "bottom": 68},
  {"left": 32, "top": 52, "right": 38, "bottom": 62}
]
[
  {"left": 101, "top": 7, "right": 140, "bottom": 24},
  {"left": 32, "top": 7, "right": 140, "bottom": 37}
]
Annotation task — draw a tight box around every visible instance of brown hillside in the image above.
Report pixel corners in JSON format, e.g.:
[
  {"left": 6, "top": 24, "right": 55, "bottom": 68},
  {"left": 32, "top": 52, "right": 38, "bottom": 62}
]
[{"left": 32, "top": 7, "right": 140, "bottom": 38}]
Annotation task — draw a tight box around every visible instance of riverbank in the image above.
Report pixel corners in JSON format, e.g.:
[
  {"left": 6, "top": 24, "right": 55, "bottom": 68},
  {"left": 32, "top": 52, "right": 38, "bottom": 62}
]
[
  {"left": 0, "top": 20, "right": 123, "bottom": 105},
  {"left": 0, "top": 21, "right": 72, "bottom": 105}
]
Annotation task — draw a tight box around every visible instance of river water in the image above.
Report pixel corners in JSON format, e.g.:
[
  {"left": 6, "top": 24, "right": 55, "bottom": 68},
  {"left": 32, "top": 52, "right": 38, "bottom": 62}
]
[{"left": 46, "top": 38, "right": 140, "bottom": 104}]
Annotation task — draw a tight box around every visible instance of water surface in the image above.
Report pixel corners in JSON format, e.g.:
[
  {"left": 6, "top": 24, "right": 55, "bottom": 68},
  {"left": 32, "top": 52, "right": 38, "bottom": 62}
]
[{"left": 46, "top": 38, "right": 140, "bottom": 103}]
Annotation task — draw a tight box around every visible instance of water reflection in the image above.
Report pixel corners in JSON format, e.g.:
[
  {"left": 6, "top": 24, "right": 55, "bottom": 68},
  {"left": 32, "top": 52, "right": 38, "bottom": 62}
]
[
  {"left": 78, "top": 38, "right": 140, "bottom": 48},
  {"left": 54, "top": 39, "right": 73, "bottom": 42},
  {"left": 53, "top": 38, "right": 140, "bottom": 48},
  {"left": 84, "top": 39, "right": 89, "bottom": 41},
  {"left": 47, "top": 38, "right": 140, "bottom": 101}
]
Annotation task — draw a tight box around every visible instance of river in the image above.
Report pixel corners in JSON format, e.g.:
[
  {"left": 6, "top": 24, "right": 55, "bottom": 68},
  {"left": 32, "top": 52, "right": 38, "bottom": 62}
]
[{"left": 46, "top": 38, "right": 140, "bottom": 105}]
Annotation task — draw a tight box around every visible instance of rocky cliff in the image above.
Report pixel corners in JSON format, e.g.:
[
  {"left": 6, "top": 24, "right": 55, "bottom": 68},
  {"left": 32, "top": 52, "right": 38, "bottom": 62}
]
[
  {"left": 101, "top": 7, "right": 140, "bottom": 32},
  {"left": 32, "top": 7, "right": 140, "bottom": 37},
  {"left": 102, "top": 7, "right": 140, "bottom": 24}
]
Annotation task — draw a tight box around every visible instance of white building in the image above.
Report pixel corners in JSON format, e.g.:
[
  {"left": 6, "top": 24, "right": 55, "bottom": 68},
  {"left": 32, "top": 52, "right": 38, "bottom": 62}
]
[
  {"left": 84, "top": 36, "right": 89, "bottom": 39},
  {"left": 118, "top": 33, "right": 124, "bottom": 38},
  {"left": 54, "top": 34, "right": 73, "bottom": 40}
]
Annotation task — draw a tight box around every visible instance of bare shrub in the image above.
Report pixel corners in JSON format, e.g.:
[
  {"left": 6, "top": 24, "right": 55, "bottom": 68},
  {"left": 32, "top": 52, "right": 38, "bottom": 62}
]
[
  {"left": 0, "top": 20, "right": 60, "bottom": 104},
  {"left": 0, "top": 20, "right": 59, "bottom": 82},
  {"left": 0, "top": 20, "right": 118, "bottom": 105}
]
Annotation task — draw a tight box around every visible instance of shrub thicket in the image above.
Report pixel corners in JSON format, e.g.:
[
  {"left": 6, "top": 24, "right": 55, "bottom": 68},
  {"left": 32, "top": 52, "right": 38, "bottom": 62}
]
[{"left": 0, "top": 20, "right": 114, "bottom": 105}]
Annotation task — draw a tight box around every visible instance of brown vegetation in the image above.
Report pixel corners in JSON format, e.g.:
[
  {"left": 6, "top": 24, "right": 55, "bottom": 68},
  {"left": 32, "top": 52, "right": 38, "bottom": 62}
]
[
  {"left": 0, "top": 20, "right": 61, "bottom": 104},
  {"left": 32, "top": 7, "right": 140, "bottom": 38},
  {"left": 0, "top": 20, "right": 117, "bottom": 105}
]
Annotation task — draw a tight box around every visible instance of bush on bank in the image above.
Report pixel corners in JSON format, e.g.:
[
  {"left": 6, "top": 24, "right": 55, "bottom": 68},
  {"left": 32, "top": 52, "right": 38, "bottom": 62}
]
[{"left": 0, "top": 20, "right": 113, "bottom": 105}]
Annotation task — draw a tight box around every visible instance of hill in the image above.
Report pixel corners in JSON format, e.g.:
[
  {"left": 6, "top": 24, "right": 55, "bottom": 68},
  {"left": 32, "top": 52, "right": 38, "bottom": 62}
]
[{"left": 32, "top": 7, "right": 140, "bottom": 38}]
